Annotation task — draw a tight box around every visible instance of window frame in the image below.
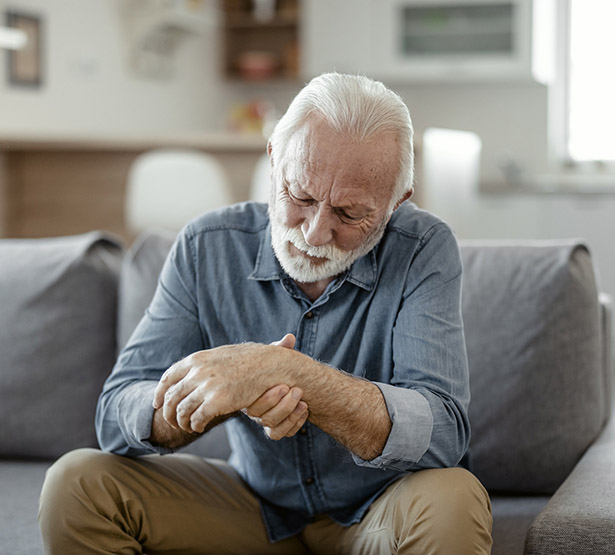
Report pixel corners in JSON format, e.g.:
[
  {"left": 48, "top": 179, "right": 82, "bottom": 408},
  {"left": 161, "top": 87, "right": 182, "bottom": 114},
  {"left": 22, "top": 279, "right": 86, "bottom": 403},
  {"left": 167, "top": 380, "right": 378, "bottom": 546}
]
[{"left": 550, "top": 0, "right": 615, "bottom": 173}]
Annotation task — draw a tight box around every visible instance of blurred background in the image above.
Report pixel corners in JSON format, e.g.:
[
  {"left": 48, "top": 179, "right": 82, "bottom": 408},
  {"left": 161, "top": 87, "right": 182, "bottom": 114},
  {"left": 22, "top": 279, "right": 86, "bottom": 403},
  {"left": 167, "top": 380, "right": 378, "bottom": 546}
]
[{"left": 0, "top": 0, "right": 614, "bottom": 295}]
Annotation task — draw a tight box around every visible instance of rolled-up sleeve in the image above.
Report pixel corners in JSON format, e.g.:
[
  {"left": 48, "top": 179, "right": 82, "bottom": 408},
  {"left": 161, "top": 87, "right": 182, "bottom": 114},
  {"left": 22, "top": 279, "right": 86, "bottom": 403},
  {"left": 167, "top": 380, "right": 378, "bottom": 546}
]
[
  {"left": 95, "top": 229, "right": 205, "bottom": 456},
  {"left": 354, "top": 223, "right": 471, "bottom": 471},
  {"left": 352, "top": 384, "right": 433, "bottom": 470}
]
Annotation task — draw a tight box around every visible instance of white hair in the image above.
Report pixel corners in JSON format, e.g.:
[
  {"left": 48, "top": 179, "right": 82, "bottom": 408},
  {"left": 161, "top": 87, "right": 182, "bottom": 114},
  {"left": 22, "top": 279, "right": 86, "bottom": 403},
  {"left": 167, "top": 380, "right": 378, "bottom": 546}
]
[{"left": 268, "top": 72, "right": 414, "bottom": 205}]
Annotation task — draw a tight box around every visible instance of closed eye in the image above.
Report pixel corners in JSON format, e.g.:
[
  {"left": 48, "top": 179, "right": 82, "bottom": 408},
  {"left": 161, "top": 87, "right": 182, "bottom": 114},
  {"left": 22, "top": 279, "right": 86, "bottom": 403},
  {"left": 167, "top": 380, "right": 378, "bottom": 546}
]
[
  {"left": 336, "top": 208, "right": 363, "bottom": 223},
  {"left": 288, "top": 188, "right": 314, "bottom": 206}
]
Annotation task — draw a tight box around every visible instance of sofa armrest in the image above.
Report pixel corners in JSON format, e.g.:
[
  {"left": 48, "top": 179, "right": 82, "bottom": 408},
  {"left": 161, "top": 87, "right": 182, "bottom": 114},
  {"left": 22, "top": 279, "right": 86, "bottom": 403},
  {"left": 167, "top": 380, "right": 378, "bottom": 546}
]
[{"left": 524, "top": 412, "right": 615, "bottom": 554}]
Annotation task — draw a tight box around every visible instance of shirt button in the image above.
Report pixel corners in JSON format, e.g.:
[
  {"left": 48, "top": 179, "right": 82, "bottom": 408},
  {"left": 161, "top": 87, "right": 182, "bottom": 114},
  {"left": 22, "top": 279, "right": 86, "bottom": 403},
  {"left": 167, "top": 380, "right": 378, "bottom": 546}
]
[
  {"left": 303, "top": 477, "right": 314, "bottom": 485},
  {"left": 299, "top": 427, "right": 307, "bottom": 435},
  {"left": 305, "top": 311, "right": 314, "bottom": 319}
]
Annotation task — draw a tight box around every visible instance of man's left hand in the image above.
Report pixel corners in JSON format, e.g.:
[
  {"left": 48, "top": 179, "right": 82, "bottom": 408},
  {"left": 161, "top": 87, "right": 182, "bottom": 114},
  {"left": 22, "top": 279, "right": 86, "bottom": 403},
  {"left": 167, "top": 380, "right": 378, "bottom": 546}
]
[{"left": 152, "top": 335, "right": 298, "bottom": 434}]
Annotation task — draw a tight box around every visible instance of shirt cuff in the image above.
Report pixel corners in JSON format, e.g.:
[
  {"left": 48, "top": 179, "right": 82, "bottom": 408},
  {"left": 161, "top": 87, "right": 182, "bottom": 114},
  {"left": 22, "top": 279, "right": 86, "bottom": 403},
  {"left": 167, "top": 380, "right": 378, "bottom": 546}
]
[
  {"left": 117, "top": 381, "right": 174, "bottom": 455},
  {"left": 352, "top": 383, "right": 433, "bottom": 470}
]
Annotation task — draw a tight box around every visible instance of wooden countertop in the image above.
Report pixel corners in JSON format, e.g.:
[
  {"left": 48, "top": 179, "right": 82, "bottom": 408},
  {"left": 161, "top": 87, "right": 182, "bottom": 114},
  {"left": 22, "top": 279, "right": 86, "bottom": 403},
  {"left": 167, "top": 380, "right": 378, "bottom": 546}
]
[{"left": 0, "top": 131, "right": 268, "bottom": 152}]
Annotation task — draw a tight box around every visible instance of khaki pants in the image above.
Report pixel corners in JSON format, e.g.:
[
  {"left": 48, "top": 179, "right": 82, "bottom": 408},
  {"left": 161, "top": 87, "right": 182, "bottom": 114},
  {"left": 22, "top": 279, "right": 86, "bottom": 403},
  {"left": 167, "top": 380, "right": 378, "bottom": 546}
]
[{"left": 39, "top": 448, "right": 492, "bottom": 554}]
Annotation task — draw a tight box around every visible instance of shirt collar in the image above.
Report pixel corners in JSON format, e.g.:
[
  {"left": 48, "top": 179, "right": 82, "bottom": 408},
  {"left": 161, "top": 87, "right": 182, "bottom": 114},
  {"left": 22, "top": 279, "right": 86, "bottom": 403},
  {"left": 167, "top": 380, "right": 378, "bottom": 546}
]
[{"left": 248, "top": 222, "right": 377, "bottom": 292}]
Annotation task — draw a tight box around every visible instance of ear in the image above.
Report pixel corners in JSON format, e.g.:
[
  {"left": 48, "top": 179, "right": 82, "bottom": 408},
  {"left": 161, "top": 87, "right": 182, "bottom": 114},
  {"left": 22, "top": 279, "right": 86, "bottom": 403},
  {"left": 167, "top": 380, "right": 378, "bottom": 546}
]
[
  {"left": 267, "top": 140, "right": 273, "bottom": 158},
  {"left": 393, "top": 188, "right": 414, "bottom": 211},
  {"left": 385, "top": 188, "right": 414, "bottom": 225}
]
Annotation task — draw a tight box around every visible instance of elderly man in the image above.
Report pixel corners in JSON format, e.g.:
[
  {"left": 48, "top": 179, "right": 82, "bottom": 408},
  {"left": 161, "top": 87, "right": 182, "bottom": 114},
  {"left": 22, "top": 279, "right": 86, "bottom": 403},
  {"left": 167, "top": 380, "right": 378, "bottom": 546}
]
[{"left": 40, "top": 73, "right": 492, "bottom": 554}]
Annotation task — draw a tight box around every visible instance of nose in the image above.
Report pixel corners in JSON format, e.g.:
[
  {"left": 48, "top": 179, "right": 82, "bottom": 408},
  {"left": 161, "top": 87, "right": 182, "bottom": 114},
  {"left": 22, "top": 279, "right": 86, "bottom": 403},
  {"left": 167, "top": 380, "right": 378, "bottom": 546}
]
[{"left": 302, "top": 206, "right": 335, "bottom": 247}]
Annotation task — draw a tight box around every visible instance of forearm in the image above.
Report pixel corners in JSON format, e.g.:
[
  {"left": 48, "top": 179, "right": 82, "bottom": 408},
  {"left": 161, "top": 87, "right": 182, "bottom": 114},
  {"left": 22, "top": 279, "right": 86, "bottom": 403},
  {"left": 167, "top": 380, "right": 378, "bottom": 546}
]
[
  {"left": 279, "top": 351, "right": 392, "bottom": 460},
  {"left": 152, "top": 342, "right": 392, "bottom": 459}
]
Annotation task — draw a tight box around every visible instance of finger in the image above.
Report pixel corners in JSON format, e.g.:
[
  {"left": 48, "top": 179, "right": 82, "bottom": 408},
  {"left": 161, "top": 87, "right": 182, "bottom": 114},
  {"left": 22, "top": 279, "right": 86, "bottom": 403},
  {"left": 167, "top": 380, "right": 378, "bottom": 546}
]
[
  {"left": 176, "top": 388, "right": 207, "bottom": 432},
  {"left": 162, "top": 378, "right": 195, "bottom": 429},
  {"left": 244, "top": 385, "right": 290, "bottom": 418},
  {"left": 265, "top": 401, "right": 308, "bottom": 441},
  {"left": 153, "top": 360, "right": 190, "bottom": 409},
  {"left": 283, "top": 402, "right": 309, "bottom": 438},
  {"left": 188, "top": 400, "right": 216, "bottom": 434},
  {"left": 270, "top": 333, "right": 296, "bottom": 350},
  {"left": 259, "top": 387, "right": 303, "bottom": 428}
]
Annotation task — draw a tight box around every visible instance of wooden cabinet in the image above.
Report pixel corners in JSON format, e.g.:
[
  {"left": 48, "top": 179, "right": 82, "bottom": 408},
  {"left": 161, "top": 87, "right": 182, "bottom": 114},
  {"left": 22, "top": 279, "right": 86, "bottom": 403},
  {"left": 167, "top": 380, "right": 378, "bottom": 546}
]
[{"left": 222, "top": 0, "right": 300, "bottom": 80}]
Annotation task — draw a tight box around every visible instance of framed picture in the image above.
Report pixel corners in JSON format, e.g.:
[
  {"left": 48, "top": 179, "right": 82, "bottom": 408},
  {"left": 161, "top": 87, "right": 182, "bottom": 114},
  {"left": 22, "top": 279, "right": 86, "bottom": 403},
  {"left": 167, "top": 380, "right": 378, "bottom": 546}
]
[{"left": 5, "top": 11, "right": 43, "bottom": 87}]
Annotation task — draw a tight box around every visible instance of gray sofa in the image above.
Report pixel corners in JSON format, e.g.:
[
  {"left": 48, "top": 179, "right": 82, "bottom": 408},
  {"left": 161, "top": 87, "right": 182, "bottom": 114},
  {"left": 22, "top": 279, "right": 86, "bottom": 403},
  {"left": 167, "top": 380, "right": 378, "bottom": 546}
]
[{"left": 0, "top": 226, "right": 613, "bottom": 554}]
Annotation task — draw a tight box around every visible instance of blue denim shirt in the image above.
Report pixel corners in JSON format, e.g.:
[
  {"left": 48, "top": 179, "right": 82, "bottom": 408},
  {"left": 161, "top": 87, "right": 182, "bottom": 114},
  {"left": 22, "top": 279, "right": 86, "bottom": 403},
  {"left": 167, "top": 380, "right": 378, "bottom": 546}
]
[{"left": 96, "top": 201, "right": 470, "bottom": 542}]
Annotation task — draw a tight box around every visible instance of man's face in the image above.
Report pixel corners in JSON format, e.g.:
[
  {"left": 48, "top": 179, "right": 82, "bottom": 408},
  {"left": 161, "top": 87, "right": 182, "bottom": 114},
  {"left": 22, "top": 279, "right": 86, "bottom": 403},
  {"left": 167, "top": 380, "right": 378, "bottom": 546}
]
[{"left": 269, "top": 119, "right": 401, "bottom": 284}]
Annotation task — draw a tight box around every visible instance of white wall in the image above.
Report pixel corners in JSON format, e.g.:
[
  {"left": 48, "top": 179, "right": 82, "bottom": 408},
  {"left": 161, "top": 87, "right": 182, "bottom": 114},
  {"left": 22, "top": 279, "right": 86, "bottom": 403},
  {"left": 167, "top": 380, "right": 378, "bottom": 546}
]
[{"left": 0, "top": 0, "right": 221, "bottom": 135}]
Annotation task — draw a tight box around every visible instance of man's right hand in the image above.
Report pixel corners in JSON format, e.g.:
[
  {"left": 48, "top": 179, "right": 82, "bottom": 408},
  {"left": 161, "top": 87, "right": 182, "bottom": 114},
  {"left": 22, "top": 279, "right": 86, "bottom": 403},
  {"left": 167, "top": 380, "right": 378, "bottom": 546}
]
[
  {"left": 242, "top": 334, "right": 308, "bottom": 440},
  {"left": 243, "top": 384, "right": 309, "bottom": 440}
]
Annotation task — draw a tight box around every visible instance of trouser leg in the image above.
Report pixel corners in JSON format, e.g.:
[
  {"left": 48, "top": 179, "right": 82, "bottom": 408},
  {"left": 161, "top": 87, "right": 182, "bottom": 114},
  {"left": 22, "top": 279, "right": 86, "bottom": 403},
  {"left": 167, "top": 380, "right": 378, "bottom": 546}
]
[
  {"left": 39, "top": 448, "right": 309, "bottom": 555},
  {"left": 302, "top": 467, "right": 493, "bottom": 555}
]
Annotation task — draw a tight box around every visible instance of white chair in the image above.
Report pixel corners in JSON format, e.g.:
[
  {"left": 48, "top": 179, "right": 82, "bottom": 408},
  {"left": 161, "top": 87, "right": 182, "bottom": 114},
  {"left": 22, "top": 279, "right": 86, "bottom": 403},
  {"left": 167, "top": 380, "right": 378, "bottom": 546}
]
[
  {"left": 249, "top": 153, "right": 272, "bottom": 203},
  {"left": 421, "top": 127, "right": 482, "bottom": 239},
  {"left": 125, "top": 149, "right": 232, "bottom": 235}
]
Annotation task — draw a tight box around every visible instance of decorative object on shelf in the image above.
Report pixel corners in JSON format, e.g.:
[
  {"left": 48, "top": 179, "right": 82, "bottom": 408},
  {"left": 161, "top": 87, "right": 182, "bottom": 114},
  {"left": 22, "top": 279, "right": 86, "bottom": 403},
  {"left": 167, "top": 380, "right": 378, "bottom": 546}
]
[
  {"left": 120, "top": 0, "right": 218, "bottom": 78},
  {"left": 252, "top": 0, "right": 276, "bottom": 22},
  {"left": 228, "top": 98, "right": 276, "bottom": 136},
  {"left": 4, "top": 10, "right": 43, "bottom": 88},
  {"left": 235, "top": 50, "right": 279, "bottom": 80}
]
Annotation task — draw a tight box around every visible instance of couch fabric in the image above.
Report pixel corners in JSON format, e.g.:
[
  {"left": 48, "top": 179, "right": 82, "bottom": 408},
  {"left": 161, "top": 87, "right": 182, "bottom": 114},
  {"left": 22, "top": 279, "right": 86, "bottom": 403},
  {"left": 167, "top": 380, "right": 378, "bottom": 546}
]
[
  {"left": 461, "top": 242, "right": 604, "bottom": 494},
  {"left": 0, "top": 232, "right": 122, "bottom": 459},
  {"left": 0, "top": 229, "right": 613, "bottom": 555}
]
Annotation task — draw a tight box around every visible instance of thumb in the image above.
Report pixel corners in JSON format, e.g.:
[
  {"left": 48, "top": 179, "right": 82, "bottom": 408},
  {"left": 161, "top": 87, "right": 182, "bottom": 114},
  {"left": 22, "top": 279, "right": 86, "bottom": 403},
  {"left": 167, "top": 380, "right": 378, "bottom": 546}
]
[{"left": 271, "top": 333, "right": 296, "bottom": 349}]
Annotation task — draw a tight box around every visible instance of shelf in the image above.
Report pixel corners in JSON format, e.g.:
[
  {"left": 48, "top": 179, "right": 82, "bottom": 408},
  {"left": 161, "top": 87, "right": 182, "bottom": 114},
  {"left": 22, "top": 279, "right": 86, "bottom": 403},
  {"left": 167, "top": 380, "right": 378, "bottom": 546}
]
[
  {"left": 222, "top": 0, "right": 300, "bottom": 81},
  {"left": 225, "top": 14, "right": 298, "bottom": 29}
]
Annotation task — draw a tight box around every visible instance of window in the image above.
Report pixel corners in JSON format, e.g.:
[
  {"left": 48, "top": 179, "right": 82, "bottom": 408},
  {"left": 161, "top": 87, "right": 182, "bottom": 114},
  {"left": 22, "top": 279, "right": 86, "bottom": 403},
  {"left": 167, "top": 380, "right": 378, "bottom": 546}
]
[{"left": 564, "top": 0, "right": 615, "bottom": 163}]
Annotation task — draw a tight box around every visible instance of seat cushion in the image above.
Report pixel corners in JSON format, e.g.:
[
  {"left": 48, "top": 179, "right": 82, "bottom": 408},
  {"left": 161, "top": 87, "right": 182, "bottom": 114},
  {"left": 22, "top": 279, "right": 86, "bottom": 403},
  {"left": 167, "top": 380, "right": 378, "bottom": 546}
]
[
  {"left": 0, "top": 460, "right": 51, "bottom": 553},
  {"left": 491, "top": 496, "right": 550, "bottom": 555},
  {"left": 460, "top": 241, "right": 604, "bottom": 494},
  {"left": 0, "top": 233, "right": 122, "bottom": 459}
]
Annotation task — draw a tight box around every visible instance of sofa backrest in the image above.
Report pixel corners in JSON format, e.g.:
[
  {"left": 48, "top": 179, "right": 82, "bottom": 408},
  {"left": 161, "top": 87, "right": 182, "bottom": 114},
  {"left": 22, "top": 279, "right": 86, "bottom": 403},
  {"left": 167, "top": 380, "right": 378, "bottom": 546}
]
[
  {"left": 0, "top": 232, "right": 122, "bottom": 459},
  {"left": 459, "top": 240, "right": 608, "bottom": 494}
]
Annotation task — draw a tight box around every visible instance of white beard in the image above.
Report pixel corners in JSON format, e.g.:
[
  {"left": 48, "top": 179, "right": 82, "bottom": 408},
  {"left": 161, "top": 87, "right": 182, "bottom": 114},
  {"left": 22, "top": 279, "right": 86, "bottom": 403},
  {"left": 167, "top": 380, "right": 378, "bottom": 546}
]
[{"left": 269, "top": 205, "right": 389, "bottom": 284}]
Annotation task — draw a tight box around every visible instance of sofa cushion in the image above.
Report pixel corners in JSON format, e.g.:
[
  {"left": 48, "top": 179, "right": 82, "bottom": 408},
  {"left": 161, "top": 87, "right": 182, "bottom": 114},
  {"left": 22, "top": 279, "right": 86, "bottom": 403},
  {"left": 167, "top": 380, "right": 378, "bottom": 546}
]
[
  {"left": 460, "top": 241, "right": 604, "bottom": 494},
  {"left": 0, "top": 232, "right": 122, "bottom": 459},
  {"left": 0, "top": 460, "right": 50, "bottom": 552},
  {"left": 491, "top": 496, "right": 550, "bottom": 555}
]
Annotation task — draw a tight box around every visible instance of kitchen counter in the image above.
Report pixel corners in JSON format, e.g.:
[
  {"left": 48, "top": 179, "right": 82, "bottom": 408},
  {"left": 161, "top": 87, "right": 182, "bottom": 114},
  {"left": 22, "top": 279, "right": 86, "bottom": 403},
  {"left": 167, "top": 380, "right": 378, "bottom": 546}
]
[{"left": 0, "top": 132, "right": 267, "bottom": 240}]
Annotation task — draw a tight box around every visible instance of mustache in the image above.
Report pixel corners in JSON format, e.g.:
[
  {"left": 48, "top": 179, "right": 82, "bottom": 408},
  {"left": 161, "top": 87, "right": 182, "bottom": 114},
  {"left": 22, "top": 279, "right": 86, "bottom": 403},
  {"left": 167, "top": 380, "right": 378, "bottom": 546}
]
[{"left": 281, "top": 226, "right": 352, "bottom": 261}]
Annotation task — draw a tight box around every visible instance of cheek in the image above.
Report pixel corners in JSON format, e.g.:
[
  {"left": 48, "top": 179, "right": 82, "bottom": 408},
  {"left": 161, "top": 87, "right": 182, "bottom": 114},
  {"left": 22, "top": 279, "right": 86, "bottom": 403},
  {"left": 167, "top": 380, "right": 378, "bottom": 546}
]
[
  {"left": 334, "top": 227, "right": 368, "bottom": 251},
  {"left": 336, "top": 219, "right": 381, "bottom": 251}
]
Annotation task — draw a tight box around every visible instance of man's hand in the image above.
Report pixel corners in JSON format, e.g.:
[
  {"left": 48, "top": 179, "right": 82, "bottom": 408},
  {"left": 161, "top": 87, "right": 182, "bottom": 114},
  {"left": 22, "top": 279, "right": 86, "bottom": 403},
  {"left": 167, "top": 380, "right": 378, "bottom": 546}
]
[
  {"left": 152, "top": 334, "right": 300, "bottom": 435},
  {"left": 242, "top": 334, "right": 309, "bottom": 440},
  {"left": 243, "top": 384, "right": 309, "bottom": 440}
]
